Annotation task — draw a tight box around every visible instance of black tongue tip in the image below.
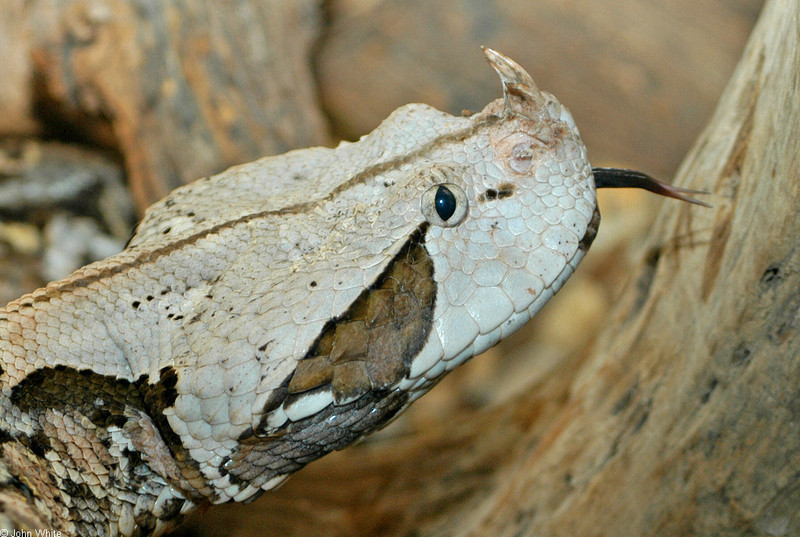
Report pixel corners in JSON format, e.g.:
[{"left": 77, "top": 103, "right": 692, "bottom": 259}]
[{"left": 592, "top": 167, "right": 712, "bottom": 208}]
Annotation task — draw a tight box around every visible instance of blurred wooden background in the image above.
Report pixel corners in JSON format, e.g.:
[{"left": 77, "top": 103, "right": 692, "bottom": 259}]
[{"left": 0, "top": 1, "right": 768, "bottom": 536}]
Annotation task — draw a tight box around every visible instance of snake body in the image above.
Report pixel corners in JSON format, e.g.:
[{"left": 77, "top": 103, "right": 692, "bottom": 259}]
[{"left": 0, "top": 49, "right": 703, "bottom": 536}]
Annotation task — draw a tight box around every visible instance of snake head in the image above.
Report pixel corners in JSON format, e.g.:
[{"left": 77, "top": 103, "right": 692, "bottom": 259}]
[
  {"left": 395, "top": 49, "right": 600, "bottom": 397},
  {"left": 401, "top": 49, "right": 708, "bottom": 398}
]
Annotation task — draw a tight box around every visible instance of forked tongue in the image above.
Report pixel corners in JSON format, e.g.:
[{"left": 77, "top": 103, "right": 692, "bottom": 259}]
[{"left": 592, "top": 167, "right": 712, "bottom": 207}]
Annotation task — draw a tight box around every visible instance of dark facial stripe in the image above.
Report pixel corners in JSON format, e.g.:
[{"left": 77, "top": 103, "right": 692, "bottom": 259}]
[
  {"left": 247, "top": 222, "right": 433, "bottom": 438},
  {"left": 285, "top": 222, "right": 436, "bottom": 404},
  {"left": 223, "top": 224, "right": 436, "bottom": 491}
]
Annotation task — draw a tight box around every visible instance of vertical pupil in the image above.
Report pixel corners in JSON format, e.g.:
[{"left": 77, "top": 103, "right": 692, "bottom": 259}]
[{"left": 435, "top": 185, "right": 457, "bottom": 221}]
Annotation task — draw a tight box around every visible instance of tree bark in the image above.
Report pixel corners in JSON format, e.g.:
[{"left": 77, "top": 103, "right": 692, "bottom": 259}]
[{"left": 180, "top": 0, "right": 800, "bottom": 535}]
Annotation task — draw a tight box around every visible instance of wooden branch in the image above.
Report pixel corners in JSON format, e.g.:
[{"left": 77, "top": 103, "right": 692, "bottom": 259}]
[
  {"left": 1, "top": 0, "right": 329, "bottom": 212},
  {"left": 179, "top": 0, "right": 800, "bottom": 535}
]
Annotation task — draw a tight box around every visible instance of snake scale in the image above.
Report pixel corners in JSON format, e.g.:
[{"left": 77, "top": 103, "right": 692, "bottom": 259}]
[{"left": 0, "top": 49, "right": 706, "bottom": 536}]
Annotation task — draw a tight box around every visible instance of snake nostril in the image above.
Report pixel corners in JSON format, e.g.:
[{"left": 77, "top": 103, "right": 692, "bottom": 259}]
[{"left": 510, "top": 143, "right": 534, "bottom": 173}]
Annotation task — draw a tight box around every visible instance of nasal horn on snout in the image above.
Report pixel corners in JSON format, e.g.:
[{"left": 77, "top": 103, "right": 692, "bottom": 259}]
[{"left": 483, "top": 47, "right": 545, "bottom": 114}]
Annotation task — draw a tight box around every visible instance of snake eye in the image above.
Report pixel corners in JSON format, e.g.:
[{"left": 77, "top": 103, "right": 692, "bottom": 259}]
[
  {"left": 435, "top": 185, "right": 456, "bottom": 220},
  {"left": 422, "top": 183, "right": 468, "bottom": 227}
]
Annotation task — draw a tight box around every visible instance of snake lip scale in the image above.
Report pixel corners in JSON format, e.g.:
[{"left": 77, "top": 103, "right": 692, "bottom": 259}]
[{"left": 0, "top": 48, "right": 707, "bottom": 536}]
